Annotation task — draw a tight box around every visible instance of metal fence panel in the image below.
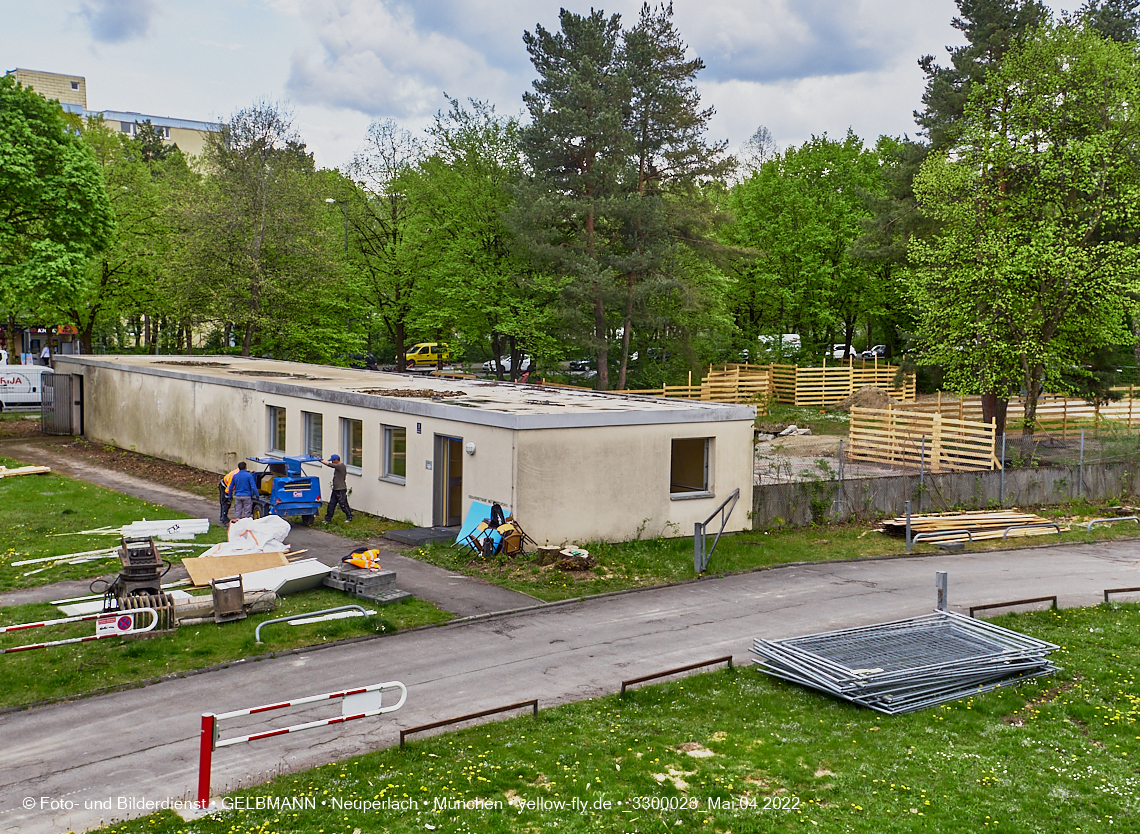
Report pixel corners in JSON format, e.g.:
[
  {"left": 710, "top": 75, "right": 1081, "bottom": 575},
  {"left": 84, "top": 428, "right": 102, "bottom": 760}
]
[{"left": 41, "top": 372, "right": 73, "bottom": 435}]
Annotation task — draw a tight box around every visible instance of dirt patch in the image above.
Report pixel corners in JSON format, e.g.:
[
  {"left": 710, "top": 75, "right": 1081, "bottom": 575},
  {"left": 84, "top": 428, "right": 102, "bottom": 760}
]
[
  {"left": 0, "top": 416, "right": 44, "bottom": 441},
  {"left": 355, "top": 388, "right": 467, "bottom": 399},
  {"left": 833, "top": 385, "right": 897, "bottom": 413},
  {"left": 48, "top": 440, "right": 220, "bottom": 497}
]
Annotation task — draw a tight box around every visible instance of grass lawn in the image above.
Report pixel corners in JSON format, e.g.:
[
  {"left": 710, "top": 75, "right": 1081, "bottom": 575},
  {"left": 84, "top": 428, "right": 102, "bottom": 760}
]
[
  {"left": 97, "top": 602, "right": 1140, "bottom": 833},
  {"left": 0, "top": 589, "right": 450, "bottom": 709},
  {"left": 0, "top": 456, "right": 229, "bottom": 593},
  {"left": 409, "top": 498, "right": 1140, "bottom": 602},
  {"left": 761, "top": 403, "right": 851, "bottom": 435}
]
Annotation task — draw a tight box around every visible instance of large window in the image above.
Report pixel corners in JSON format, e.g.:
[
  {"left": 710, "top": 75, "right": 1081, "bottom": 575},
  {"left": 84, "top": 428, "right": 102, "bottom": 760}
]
[
  {"left": 670, "top": 437, "right": 711, "bottom": 497},
  {"left": 382, "top": 425, "right": 407, "bottom": 483},
  {"left": 302, "top": 412, "right": 323, "bottom": 458},
  {"left": 267, "top": 406, "right": 286, "bottom": 454},
  {"left": 341, "top": 418, "right": 363, "bottom": 473}
]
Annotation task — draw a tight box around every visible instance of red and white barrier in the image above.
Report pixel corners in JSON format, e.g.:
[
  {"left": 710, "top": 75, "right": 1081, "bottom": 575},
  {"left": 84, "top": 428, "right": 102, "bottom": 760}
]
[
  {"left": 1, "top": 608, "right": 158, "bottom": 653},
  {"left": 197, "top": 680, "right": 406, "bottom": 807}
]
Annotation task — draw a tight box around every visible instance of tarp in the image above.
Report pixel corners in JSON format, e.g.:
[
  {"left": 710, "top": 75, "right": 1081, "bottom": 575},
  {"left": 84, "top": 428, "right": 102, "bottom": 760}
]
[
  {"left": 199, "top": 515, "right": 291, "bottom": 558},
  {"left": 455, "top": 501, "right": 511, "bottom": 552}
]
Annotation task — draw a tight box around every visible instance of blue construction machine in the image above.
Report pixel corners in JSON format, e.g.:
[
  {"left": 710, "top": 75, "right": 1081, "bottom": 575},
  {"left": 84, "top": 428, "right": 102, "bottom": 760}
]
[{"left": 247, "top": 455, "right": 323, "bottom": 525}]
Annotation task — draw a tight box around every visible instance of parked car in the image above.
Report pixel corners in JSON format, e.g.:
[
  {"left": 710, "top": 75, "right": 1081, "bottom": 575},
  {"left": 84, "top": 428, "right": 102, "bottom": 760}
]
[
  {"left": 830, "top": 344, "right": 849, "bottom": 360},
  {"left": 860, "top": 344, "right": 887, "bottom": 360},
  {"left": 0, "top": 365, "right": 46, "bottom": 411},
  {"left": 568, "top": 357, "right": 593, "bottom": 372},
  {"left": 483, "top": 354, "right": 532, "bottom": 374},
  {"left": 402, "top": 342, "right": 452, "bottom": 368},
  {"left": 342, "top": 352, "right": 379, "bottom": 371}
]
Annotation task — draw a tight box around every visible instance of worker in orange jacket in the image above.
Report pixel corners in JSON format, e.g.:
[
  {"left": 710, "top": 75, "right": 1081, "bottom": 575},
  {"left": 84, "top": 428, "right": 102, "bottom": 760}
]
[{"left": 218, "top": 466, "right": 240, "bottom": 525}]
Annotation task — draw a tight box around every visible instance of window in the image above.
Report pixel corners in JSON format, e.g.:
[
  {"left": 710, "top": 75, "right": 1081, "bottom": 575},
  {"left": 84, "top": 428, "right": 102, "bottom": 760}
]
[
  {"left": 267, "top": 406, "right": 286, "bottom": 454},
  {"left": 70, "top": 81, "right": 79, "bottom": 90},
  {"left": 120, "top": 121, "right": 134, "bottom": 135},
  {"left": 341, "top": 418, "right": 363, "bottom": 473},
  {"left": 670, "top": 437, "right": 711, "bottom": 497},
  {"left": 382, "top": 425, "right": 406, "bottom": 483},
  {"left": 302, "top": 412, "right": 323, "bottom": 457}
]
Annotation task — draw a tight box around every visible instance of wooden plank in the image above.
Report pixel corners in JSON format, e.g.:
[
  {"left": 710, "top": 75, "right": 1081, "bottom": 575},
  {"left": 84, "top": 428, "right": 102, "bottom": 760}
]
[
  {"left": 0, "top": 465, "right": 51, "bottom": 478},
  {"left": 183, "top": 551, "right": 289, "bottom": 586}
]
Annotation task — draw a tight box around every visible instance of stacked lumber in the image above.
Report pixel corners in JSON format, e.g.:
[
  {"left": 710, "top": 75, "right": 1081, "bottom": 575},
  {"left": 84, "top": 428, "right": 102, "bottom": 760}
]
[
  {"left": 881, "top": 510, "right": 1060, "bottom": 542},
  {"left": 0, "top": 464, "right": 50, "bottom": 478}
]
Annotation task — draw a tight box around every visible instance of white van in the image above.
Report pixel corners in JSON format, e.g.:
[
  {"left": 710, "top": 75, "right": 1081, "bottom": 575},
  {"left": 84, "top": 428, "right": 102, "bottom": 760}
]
[{"left": 0, "top": 366, "right": 46, "bottom": 411}]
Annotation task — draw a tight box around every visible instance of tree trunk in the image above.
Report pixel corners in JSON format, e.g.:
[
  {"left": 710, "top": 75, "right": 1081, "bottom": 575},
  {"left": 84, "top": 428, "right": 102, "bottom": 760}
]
[
  {"left": 617, "top": 273, "right": 634, "bottom": 391},
  {"left": 594, "top": 292, "right": 609, "bottom": 391},
  {"left": 981, "top": 393, "right": 1009, "bottom": 436},
  {"left": 241, "top": 323, "right": 254, "bottom": 357}
]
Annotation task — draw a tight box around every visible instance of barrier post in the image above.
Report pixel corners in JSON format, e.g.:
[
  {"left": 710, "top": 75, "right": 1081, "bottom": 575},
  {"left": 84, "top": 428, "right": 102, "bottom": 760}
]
[{"left": 198, "top": 713, "right": 216, "bottom": 808}]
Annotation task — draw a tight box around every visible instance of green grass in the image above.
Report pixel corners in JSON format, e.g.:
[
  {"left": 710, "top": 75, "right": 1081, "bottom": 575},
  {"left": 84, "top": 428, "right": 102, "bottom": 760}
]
[
  {"left": 408, "top": 501, "right": 1140, "bottom": 602},
  {"left": 96, "top": 603, "right": 1140, "bottom": 833},
  {"left": 0, "top": 456, "right": 228, "bottom": 593},
  {"left": 762, "top": 403, "right": 851, "bottom": 435},
  {"left": 0, "top": 589, "right": 451, "bottom": 709},
  {"left": 316, "top": 510, "right": 413, "bottom": 541}
]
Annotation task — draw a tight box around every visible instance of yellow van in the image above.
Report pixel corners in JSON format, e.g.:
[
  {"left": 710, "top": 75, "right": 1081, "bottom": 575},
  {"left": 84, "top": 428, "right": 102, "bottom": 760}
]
[{"left": 404, "top": 342, "right": 452, "bottom": 367}]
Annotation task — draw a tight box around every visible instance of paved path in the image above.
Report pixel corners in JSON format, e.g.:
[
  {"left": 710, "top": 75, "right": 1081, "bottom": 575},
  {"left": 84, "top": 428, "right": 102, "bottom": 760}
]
[
  {"left": 2, "top": 538, "right": 1137, "bottom": 834},
  {"left": 0, "top": 438, "right": 537, "bottom": 616}
]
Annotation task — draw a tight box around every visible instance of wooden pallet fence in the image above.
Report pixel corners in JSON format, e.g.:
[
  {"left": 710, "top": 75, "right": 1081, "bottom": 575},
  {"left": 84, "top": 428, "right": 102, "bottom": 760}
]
[
  {"left": 891, "top": 387, "right": 1140, "bottom": 438},
  {"left": 625, "top": 366, "right": 770, "bottom": 406},
  {"left": 848, "top": 407, "right": 1000, "bottom": 472}
]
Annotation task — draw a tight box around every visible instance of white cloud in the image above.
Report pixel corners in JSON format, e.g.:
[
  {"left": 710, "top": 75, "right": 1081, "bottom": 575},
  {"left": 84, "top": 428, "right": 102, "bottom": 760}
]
[{"left": 287, "top": 0, "right": 518, "bottom": 118}]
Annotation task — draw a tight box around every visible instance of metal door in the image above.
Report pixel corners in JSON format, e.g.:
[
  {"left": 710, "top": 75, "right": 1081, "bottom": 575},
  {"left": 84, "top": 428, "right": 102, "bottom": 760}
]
[
  {"left": 432, "top": 435, "right": 463, "bottom": 527},
  {"left": 41, "top": 372, "right": 74, "bottom": 435}
]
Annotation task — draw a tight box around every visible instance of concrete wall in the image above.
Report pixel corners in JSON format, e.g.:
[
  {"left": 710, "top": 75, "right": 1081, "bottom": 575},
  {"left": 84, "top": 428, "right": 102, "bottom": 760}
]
[
  {"left": 752, "top": 462, "right": 1139, "bottom": 528},
  {"left": 57, "top": 358, "right": 754, "bottom": 545},
  {"left": 516, "top": 422, "right": 754, "bottom": 545}
]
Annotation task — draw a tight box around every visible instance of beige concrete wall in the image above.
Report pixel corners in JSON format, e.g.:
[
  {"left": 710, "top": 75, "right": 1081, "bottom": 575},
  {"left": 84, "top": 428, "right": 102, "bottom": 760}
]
[
  {"left": 56, "top": 358, "right": 754, "bottom": 541},
  {"left": 11, "top": 69, "right": 86, "bottom": 108},
  {"left": 515, "top": 422, "right": 754, "bottom": 545},
  {"left": 57, "top": 360, "right": 518, "bottom": 529},
  {"left": 169, "top": 126, "right": 210, "bottom": 157}
]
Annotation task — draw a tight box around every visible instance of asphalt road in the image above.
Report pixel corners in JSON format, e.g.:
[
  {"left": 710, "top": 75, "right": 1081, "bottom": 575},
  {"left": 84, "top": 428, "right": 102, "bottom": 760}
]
[{"left": 2, "top": 538, "right": 1137, "bottom": 834}]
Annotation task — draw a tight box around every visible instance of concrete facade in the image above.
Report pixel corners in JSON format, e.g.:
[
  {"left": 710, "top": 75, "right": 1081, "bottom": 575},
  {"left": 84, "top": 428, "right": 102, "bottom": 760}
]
[
  {"left": 7, "top": 68, "right": 86, "bottom": 109},
  {"left": 52, "top": 356, "right": 756, "bottom": 545}
]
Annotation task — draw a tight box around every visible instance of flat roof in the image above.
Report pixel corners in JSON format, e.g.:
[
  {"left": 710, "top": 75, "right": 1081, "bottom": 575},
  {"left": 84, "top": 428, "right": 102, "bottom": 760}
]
[
  {"left": 57, "top": 355, "right": 756, "bottom": 430},
  {"left": 96, "top": 110, "right": 221, "bottom": 132}
]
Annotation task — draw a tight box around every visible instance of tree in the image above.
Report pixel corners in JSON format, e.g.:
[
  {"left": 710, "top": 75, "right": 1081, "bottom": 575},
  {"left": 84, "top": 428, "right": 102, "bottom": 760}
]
[
  {"left": 343, "top": 119, "right": 422, "bottom": 371},
  {"left": 182, "top": 101, "right": 351, "bottom": 359},
  {"left": 516, "top": 8, "right": 631, "bottom": 390},
  {"left": 740, "top": 125, "right": 778, "bottom": 174},
  {"left": 401, "top": 99, "right": 562, "bottom": 381},
  {"left": 724, "top": 132, "right": 884, "bottom": 358},
  {"left": 916, "top": 0, "right": 1047, "bottom": 149},
  {"left": 910, "top": 24, "right": 1140, "bottom": 440},
  {"left": 0, "top": 74, "right": 113, "bottom": 356},
  {"left": 1078, "top": 0, "right": 1140, "bottom": 41}
]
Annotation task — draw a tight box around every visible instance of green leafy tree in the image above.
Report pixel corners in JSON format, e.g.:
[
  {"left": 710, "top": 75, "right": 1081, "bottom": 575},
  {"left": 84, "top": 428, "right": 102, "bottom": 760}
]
[
  {"left": 910, "top": 23, "right": 1140, "bottom": 439},
  {"left": 724, "top": 132, "right": 884, "bottom": 359},
  {"left": 0, "top": 74, "right": 113, "bottom": 356},
  {"left": 343, "top": 119, "right": 421, "bottom": 370},
  {"left": 401, "top": 99, "right": 562, "bottom": 381},
  {"left": 181, "top": 101, "right": 352, "bottom": 359}
]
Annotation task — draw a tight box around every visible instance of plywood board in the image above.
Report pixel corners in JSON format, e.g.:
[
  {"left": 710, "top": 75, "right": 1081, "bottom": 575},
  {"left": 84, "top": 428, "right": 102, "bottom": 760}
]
[{"left": 183, "top": 551, "right": 289, "bottom": 586}]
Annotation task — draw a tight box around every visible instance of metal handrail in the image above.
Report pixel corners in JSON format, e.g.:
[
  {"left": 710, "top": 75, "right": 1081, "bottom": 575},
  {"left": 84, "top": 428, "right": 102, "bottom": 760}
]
[
  {"left": 1085, "top": 516, "right": 1140, "bottom": 533},
  {"left": 255, "top": 605, "right": 370, "bottom": 642},
  {"left": 911, "top": 529, "right": 974, "bottom": 545},
  {"left": 1003, "top": 523, "right": 1061, "bottom": 540},
  {"left": 694, "top": 488, "right": 740, "bottom": 574}
]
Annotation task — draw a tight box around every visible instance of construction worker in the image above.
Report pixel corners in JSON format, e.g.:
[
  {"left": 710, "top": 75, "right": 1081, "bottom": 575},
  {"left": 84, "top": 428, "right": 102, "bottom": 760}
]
[
  {"left": 218, "top": 465, "right": 240, "bottom": 524},
  {"left": 321, "top": 453, "right": 353, "bottom": 523},
  {"left": 227, "top": 461, "right": 258, "bottom": 520}
]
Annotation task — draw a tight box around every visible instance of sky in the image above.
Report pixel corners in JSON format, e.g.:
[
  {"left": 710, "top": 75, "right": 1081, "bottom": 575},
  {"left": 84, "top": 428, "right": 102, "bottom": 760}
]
[{"left": 1, "top": 0, "right": 1085, "bottom": 169}]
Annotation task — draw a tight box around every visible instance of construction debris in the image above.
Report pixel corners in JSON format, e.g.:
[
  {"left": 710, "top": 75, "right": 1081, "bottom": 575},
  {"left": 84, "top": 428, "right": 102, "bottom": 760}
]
[
  {"left": 324, "top": 563, "right": 410, "bottom": 604},
  {"left": 751, "top": 611, "right": 1059, "bottom": 714},
  {"left": 183, "top": 551, "right": 289, "bottom": 586},
  {"left": 52, "top": 518, "right": 210, "bottom": 540},
  {"left": 199, "top": 515, "right": 290, "bottom": 558},
  {"left": 833, "top": 385, "right": 897, "bottom": 413},
  {"left": 0, "top": 464, "right": 51, "bottom": 478},
  {"left": 881, "top": 510, "right": 1061, "bottom": 542}
]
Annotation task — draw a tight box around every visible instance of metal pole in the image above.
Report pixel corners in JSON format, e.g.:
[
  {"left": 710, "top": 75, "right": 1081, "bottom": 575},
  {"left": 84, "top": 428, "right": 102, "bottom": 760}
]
[
  {"left": 1079, "top": 428, "right": 1085, "bottom": 500},
  {"left": 837, "top": 439, "right": 844, "bottom": 519},
  {"left": 919, "top": 437, "right": 925, "bottom": 513},
  {"left": 905, "top": 500, "right": 912, "bottom": 553},
  {"left": 693, "top": 522, "right": 704, "bottom": 574},
  {"left": 999, "top": 433, "right": 1006, "bottom": 508},
  {"left": 197, "top": 713, "right": 215, "bottom": 808},
  {"left": 935, "top": 571, "right": 948, "bottom": 612}
]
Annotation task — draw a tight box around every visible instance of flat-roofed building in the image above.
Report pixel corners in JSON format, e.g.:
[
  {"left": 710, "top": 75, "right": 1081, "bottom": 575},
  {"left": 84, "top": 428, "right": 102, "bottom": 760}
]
[
  {"left": 51, "top": 355, "right": 756, "bottom": 545},
  {"left": 5, "top": 68, "right": 219, "bottom": 156}
]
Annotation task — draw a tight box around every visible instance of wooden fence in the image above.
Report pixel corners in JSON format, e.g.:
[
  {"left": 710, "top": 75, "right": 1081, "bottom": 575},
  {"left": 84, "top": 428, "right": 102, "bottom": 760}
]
[
  {"left": 890, "top": 387, "right": 1140, "bottom": 438},
  {"left": 847, "top": 407, "right": 1001, "bottom": 472},
  {"left": 768, "top": 359, "right": 916, "bottom": 406},
  {"left": 626, "top": 365, "right": 771, "bottom": 406}
]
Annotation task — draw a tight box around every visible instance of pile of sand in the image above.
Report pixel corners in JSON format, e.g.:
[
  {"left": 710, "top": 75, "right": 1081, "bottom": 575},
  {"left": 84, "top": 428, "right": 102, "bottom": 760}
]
[{"left": 833, "top": 385, "right": 897, "bottom": 413}]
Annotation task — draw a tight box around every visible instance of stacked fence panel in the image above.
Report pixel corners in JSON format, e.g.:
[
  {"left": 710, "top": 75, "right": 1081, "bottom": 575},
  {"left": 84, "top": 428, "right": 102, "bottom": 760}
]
[{"left": 848, "top": 407, "right": 999, "bottom": 472}]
